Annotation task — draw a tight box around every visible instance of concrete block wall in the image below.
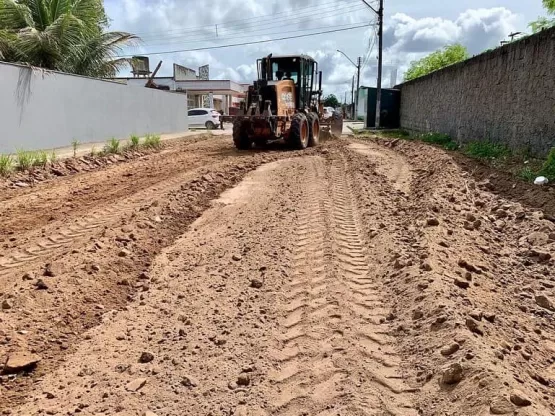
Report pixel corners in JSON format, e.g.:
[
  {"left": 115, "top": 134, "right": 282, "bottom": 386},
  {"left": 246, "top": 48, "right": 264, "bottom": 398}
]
[
  {"left": 396, "top": 27, "right": 555, "bottom": 157},
  {"left": 0, "top": 62, "right": 188, "bottom": 154}
]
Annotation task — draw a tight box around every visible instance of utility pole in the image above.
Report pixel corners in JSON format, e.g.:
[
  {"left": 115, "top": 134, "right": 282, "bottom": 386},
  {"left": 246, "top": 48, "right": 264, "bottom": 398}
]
[
  {"left": 351, "top": 76, "right": 355, "bottom": 119},
  {"left": 362, "top": 0, "right": 384, "bottom": 128},
  {"left": 356, "top": 56, "right": 361, "bottom": 121},
  {"left": 337, "top": 50, "right": 361, "bottom": 120}
]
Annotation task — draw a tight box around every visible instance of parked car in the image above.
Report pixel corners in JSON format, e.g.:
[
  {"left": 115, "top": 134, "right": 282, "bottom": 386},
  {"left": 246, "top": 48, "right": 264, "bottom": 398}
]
[{"left": 187, "top": 108, "right": 221, "bottom": 129}]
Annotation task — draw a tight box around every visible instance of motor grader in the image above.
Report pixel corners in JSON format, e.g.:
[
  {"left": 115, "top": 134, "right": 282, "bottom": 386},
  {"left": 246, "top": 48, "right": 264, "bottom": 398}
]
[{"left": 221, "top": 54, "right": 343, "bottom": 150}]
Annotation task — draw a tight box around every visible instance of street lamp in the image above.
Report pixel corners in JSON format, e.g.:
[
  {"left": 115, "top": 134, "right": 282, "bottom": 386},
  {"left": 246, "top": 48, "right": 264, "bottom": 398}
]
[{"left": 337, "top": 50, "right": 361, "bottom": 121}]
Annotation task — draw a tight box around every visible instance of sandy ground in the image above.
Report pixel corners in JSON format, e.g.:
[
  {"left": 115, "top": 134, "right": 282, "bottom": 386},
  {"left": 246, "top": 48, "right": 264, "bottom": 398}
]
[{"left": 1, "top": 134, "right": 554, "bottom": 416}]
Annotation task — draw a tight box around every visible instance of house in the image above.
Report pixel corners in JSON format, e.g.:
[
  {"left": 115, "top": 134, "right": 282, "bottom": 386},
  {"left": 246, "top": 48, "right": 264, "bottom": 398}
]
[{"left": 109, "top": 62, "right": 247, "bottom": 114}]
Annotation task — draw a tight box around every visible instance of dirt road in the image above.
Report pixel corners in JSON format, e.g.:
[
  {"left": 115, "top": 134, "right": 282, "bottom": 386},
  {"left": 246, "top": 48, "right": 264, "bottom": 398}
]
[{"left": 1, "top": 134, "right": 554, "bottom": 416}]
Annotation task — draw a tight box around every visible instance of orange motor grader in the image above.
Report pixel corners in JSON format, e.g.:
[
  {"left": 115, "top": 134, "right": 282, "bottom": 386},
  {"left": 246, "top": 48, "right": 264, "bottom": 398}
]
[{"left": 221, "top": 54, "right": 343, "bottom": 150}]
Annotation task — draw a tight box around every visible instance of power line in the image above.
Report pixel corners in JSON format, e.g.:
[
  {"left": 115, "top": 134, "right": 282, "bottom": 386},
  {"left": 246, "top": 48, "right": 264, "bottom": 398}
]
[
  {"left": 130, "top": 0, "right": 368, "bottom": 37},
  {"left": 132, "top": 16, "right": 372, "bottom": 50},
  {"left": 118, "top": 24, "right": 372, "bottom": 57},
  {"left": 138, "top": 5, "right": 369, "bottom": 44}
]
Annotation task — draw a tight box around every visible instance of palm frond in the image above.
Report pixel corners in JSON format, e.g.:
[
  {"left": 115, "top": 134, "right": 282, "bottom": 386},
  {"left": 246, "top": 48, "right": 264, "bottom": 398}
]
[{"left": 0, "top": 0, "right": 35, "bottom": 29}]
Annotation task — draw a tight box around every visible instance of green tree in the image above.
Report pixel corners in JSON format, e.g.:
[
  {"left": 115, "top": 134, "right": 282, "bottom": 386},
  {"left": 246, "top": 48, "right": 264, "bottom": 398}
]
[
  {"left": 529, "top": 0, "right": 555, "bottom": 33},
  {"left": 404, "top": 44, "right": 469, "bottom": 81},
  {"left": 323, "top": 94, "right": 340, "bottom": 108},
  {"left": 0, "top": 0, "right": 139, "bottom": 77}
]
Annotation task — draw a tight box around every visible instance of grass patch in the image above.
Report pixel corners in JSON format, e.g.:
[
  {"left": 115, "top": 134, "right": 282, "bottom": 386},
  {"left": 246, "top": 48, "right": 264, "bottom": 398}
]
[
  {"left": 144, "top": 134, "right": 161, "bottom": 149},
  {"left": 419, "top": 132, "right": 451, "bottom": 145},
  {"left": 518, "top": 166, "right": 537, "bottom": 182},
  {"left": 50, "top": 151, "right": 57, "bottom": 164},
  {"left": 16, "top": 150, "right": 36, "bottom": 170},
  {"left": 37, "top": 150, "right": 49, "bottom": 167},
  {"left": 71, "top": 139, "right": 80, "bottom": 158},
  {"left": 539, "top": 147, "right": 555, "bottom": 180},
  {"left": 464, "top": 141, "right": 511, "bottom": 159},
  {"left": 0, "top": 154, "right": 14, "bottom": 176},
  {"left": 104, "top": 137, "right": 121, "bottom": 154},
  {"left": 379, "top": 129, "right": 411, "bottom": 139},
  {"left": 130, "top": 134, "right": 140, "bottom": 148}
]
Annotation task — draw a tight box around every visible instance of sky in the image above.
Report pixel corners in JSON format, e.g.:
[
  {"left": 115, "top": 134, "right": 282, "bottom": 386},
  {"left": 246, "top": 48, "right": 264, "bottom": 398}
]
[{"left": 104, "top": 0, "right": 547, "bottom": 101}]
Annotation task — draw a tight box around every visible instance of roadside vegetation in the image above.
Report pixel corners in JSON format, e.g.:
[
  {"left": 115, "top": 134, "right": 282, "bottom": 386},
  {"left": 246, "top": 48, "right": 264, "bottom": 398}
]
[
  {"left": 0, "top": 133, "right": 163, "bottom": 178},
  {"left": 351, "top": 128, "right": 555, "bottom": 183},
  {"left": 404, "top": 44, "right": 469, "bottom": 81}
]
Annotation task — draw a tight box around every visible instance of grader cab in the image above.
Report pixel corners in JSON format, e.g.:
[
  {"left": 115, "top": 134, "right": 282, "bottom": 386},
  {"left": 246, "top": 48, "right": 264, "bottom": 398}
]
[{"left": 221, "top": 54, "right": 343, "bottom": 150}]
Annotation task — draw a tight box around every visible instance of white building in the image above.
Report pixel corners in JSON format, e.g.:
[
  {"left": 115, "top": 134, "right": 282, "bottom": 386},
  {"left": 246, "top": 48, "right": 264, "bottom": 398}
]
[{"left": 110, "top": 63, "right": 247, "bottom": 114}]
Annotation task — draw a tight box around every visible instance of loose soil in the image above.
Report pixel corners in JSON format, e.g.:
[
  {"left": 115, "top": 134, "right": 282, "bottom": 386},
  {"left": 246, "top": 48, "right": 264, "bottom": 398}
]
[{"left": 1, "top": 134, "right": 554, "bottom": 416}]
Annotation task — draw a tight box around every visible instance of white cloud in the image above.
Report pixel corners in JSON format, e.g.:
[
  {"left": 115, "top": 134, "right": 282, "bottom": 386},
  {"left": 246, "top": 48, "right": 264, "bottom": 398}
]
[{"left": 105, "top": 0, "right": 524, "bottom": 96}]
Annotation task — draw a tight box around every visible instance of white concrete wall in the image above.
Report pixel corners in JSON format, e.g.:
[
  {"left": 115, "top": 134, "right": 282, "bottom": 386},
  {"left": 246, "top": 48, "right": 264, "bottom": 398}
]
[{"left": 0, "top": 62, "right": 188, "bottom": 154}]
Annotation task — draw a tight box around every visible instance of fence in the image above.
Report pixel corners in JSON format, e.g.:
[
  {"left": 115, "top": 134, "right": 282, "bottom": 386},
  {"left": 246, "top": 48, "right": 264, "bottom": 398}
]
[
  {"left": 0, "top": 62, "right": 188, "bottom": 154},
  {"left": 395, "top": 26, "right": 555, "bottom": 157}
]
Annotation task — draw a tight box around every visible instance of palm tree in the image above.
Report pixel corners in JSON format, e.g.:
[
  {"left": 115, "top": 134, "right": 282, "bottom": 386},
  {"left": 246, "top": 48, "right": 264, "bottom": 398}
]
[{"left": 0, "top": 0, "right": 139, "bottom": 77}]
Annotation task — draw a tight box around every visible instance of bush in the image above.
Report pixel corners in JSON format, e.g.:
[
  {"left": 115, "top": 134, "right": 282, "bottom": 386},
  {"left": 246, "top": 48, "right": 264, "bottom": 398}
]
[
  {"left": 105, "top": 138, "right": 120, "bottom": 154},
  {"left": 0, "top": 154, "right": 13, "bottom": 176},
  {"left": 130, "top": 134, "right": 140, "bottom": 148},
  {"left": 464, "top": 141, "right": 511, "bottom": 159},
  {"left": 16, "top": 150, "right": 36, "bottom": 170},
  {"left": 144, "top": 134, "right": 161, "bottom": 149},
  {"left": 37, "top": 150, "right": 49, "bottom": 167}
]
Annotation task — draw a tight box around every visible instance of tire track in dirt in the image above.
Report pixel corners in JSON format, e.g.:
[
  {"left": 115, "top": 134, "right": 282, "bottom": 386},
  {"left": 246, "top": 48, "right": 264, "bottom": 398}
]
[
  {"left": 269, "top": 155, "right": 417, "bottom": 415},
  {"left": 0, "top": 166, "right": 205, "bottom": 276},
  {"left": 348, "top": 141, "right": 412, "bottom": 194}
]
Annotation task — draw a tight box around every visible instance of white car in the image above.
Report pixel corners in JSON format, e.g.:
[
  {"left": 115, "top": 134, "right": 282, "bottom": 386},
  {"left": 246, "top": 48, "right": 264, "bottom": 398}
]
[{"left": 187, "top": 108, "right": 221, "bottom": 129}]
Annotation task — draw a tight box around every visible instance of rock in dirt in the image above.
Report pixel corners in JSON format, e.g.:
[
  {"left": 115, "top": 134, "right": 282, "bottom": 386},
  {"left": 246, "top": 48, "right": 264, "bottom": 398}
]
[
  {"left": 232, "top": 254, "right": 242, "bottom": 261},
  {"left": 427, "top": 218, "right": 440, "bottom": 226},
  {"left": 181, "top": 375, "right": 199, "bottom": 388},
  {"left": 441, "top": 363, "right": 463, "bottom": 385},
  {"left": 250, "top": 279, "right": 263, "bottom": 289},
  {"left": 118, "top": 249, "right": 132, "bottom": 258},
  {"left": 3, "top": 352, "right": 41, "bottom": 373},
  {"left": 535, "top": 295, "right": 554, "bottom": 311},
  {"left": 489, "top": 396, "right": 513, "bottom": 414},
  {"left": 527, "top": 232, "right": 549, "bottom": 246},
  {"left": 22, "top": 272, "right": 34, "bottom": 281},
  {"left": 126, "top": 378, "right": 147, "bottom": 392},
  {"left": 43, "top": 263, "right": 57, "bottom": 277},
  {"left": 484, "top": 312, "right": 496, "bottom": 323},
  {"left": 1, "top": 299, "right": 12, "bottom": 310},
  {"left": 35, "top": 279, "right": 49, "bottom": 290},
  {"left": 237, "top": 374, "right": 251, "bottom": 386},
  {"left": 510, "top": 390, "right": 532, "bottom": 407},
  {"left": 143, "top": 412, "right": 159, "bottom": 416},
  {"left": 454, "top": 278, "right": 470, "bottom": 289},
  {"left": 139, "top": 352, "right": 154, "bottom": 363},
  {"left": 465, "top": 318, "right": 484, "bottom": 335},
  {"left": 440, "top": 343, "right": 460, "bottom": 356}
]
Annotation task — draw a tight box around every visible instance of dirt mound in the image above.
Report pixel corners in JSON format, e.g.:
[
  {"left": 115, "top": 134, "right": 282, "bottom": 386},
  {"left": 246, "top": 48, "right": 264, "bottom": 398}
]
[{"left": 2, "top": 134, "right": 554, "bottom": 415}]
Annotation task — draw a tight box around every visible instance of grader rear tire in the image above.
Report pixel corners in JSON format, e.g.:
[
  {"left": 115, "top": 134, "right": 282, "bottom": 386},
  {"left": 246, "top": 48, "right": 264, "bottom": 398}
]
[
  {"left": 233, "top": 120, "right": 252, "bottom": 150},
  {"left": 307, "top": 113, "right": 320, "bottom": 147},
  {"left": 289, "top": 113, "right": 309, "bottom": 150}
]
